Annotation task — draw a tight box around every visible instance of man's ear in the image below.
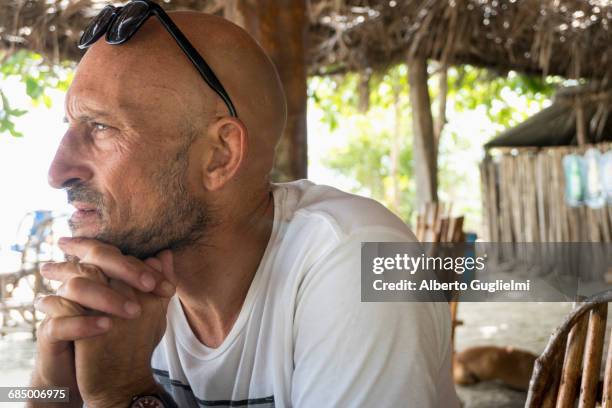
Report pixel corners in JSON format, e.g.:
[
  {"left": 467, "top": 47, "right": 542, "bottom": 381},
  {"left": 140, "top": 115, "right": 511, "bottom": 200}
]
[{"left": 202, "top": 117, "right": 247, "bottom": 191}]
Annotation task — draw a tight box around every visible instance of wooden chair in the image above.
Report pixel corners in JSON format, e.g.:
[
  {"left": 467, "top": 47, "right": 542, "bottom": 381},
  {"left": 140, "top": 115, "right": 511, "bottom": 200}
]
[
  {"left": 525, "top": 289, "right": 612, "bottom": 408},
  {"left": 0, "top": 212, "right": 62, "bottom": 338},
  {"left": 415, "top": 202, "right": 465, "bottom": 354}
]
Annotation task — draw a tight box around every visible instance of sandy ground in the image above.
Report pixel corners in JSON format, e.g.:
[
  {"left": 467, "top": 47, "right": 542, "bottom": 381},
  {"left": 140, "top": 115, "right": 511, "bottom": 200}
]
[{"left": 0, "top": 301, "right": 600, "bottom": 407}]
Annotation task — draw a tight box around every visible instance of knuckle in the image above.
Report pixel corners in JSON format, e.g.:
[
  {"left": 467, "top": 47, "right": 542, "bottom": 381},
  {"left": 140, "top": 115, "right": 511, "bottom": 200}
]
[
  {"left": 80, "top": 263, "right": 107, "bottom": 284},
  {"left": 34, "top": 294, "right": 48, "bottom": 310},
  {"left": 125, "top": 256, "right": 140, "bottom": 269},
  {"left": 37, "top": 295, "right": 58, "bottom": 315},
  {"left": 73, "top": 320, "right": 91, "bottom": 338},
  {"left": 64, "top": 276, "right": 85, "bottom": 295},
  {"left": 87, "top": 245, "right": 106, "bottom": 261},
  {"left": 57, "top": 296, "right": 79, "bottom": 313},
  {"left": 44, "top": 318, "right": 59, "bottom": 339}
]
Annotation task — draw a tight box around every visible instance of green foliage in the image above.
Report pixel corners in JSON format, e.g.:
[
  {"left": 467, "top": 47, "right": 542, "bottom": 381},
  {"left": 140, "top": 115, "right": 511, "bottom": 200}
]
[
  {"left": 0, "top": 50, "right": 74, "bottom": 137},
  {"left": 0, "top": 90, "right": 27, "bottom": 137},
  {"left": 314, "top": 65, "right": 416, "bottom": 221},
  {"left": 448, "top": 66, "right": 560, "bottom": 128},
  {"left": 309, "top": 62, "right": 559, "bottom": 227},
  {"left": 308, "top": 75, "right": 360, "bottom": 131}
]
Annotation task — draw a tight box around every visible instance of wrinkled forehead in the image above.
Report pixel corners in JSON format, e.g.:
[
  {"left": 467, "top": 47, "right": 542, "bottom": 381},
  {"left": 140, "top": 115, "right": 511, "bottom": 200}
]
[
  {"left": 66, "top": 19, "right": 210, "bottom": 121},
  {"left": 70, "top": 49, "right": 172, "bottom": 111}
]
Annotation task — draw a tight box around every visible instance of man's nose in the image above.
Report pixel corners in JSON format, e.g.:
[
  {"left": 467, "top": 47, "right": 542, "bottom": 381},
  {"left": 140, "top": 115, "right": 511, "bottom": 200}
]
[{"left": 48, "top": 134, "right": 94, "bottom": 189}]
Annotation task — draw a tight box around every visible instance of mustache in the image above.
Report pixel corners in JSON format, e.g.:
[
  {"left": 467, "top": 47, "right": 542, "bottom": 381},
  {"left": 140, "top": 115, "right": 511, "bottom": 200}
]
[{"left": 66, "top": 184, "right": 104, "bottom": 208}]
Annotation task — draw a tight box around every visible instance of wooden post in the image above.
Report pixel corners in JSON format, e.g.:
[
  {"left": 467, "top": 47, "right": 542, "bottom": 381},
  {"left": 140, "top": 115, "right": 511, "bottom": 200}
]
[
  {"left": 358, "top": 71, "right": 371, "bottom": 113},
  {"left": 602, "top": 326, "right": 612, "bottom": 407},
  {"left": 225, "top": 0, "right": 308, "bottom": 182},
  {"left": 579, "top": 303, "right": 608, "bottom": 408},
  {"left": 556, "top": 313, "right": 589, "bottom": 407},
  {"left": 408, "top": 57, "right": 438, "bottom": 207},
  {"left": 576, "top": 97, "right": 587, "bottom": 146}
]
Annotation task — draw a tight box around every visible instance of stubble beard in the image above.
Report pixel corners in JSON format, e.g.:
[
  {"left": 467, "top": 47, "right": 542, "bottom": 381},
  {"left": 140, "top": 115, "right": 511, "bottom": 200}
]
[{"left": 68, "top": 140, "right": 213, "bottom": 259}]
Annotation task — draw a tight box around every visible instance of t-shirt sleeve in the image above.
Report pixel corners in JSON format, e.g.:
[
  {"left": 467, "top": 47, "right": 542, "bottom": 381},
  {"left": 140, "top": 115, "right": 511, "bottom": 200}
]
[{"left": 291, "top": 228, "right": 459, "bottom": 408}]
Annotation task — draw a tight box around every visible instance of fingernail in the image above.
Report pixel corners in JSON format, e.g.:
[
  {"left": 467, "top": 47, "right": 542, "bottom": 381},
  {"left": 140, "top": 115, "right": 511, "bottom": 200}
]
[
  {"left": 40, "top": 262, "right": 51, "bottom": 272},
  {"left": 160, "top": 281, "right": 176, "bottom": 297},
  {"left": 124, "top": 301, "right": 141, "bottom": 316},
  {"left": 140, "top": 273, "right": 156, "bottom": 291},
  {"left": 97, "top": 317, "right": 111, "bottom": 329},
  {"left": 58, "top": 237, "right": 70, "bottom": 245}
]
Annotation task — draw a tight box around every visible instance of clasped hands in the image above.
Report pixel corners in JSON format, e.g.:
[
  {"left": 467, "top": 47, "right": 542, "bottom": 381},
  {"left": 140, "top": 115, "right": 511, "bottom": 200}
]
[{"left": 33, "top": 237, "right": 177, "bottom": 408}]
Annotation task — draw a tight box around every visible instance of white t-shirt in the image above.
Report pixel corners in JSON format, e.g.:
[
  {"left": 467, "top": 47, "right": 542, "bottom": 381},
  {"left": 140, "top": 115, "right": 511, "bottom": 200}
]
[{"left": 151, "top": 180, "right": 460, "bottom": 408}]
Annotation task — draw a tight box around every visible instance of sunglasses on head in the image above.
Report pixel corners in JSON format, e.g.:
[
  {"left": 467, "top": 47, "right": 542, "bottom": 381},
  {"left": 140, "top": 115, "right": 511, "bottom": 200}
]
[{"left": 78, "top": 0, "right": 238, "bottom": 118}]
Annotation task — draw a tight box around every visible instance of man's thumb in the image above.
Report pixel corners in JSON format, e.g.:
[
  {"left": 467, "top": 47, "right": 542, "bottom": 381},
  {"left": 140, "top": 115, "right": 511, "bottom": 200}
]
[{"left": 156, "top": 250, "right": 176, "bottom": 284}]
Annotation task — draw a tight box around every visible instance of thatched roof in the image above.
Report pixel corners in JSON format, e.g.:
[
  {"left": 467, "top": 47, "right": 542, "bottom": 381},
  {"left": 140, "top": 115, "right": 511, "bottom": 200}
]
[
  {"left": 486, "top": 85, "right": 612, "bottom": 147},
  {"left": 1, "top": 0, "right": 611, "bottom": 80}
]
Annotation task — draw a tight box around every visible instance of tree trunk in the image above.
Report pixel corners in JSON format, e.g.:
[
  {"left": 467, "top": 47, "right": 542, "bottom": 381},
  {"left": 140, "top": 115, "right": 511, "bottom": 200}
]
[
  {"left": 408, "top": 57, "right": 438, "bottom": 209},
  {"left": 225, "top": 0, "right": 308, "bottom": 182},
  {"left": 389, "top": 77, "right": 402, "bottom": 214}
]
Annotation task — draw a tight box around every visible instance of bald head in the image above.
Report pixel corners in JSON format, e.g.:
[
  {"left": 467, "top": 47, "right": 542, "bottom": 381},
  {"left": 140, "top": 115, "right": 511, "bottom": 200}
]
[
  {"left": 72, "top": 11, "right": 287, "bottom": 181},
  {"left": 50, "top": 10, "right": 286, "bottom": 256}
]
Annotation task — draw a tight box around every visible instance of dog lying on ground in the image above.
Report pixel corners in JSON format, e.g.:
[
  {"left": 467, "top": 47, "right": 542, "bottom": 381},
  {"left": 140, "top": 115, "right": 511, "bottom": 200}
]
[{"left": 453, "top": 345, "right": 537, "bottom": 391}]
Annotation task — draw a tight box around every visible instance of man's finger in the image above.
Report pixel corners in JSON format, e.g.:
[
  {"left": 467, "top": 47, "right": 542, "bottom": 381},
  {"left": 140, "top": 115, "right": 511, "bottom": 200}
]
[
  {"left": 57, "top": 237, "right": 174, "bottom": 297},
  {"left": 144, "top": 257, "right": 163, "bottom": 272},
  {"left": 156, "top": 249, "right": 176, "bottom": 285},
  {"left": 40, "top": 261, "right": 108, "bottom": 285},
  {"left": 35, "top": 294, "right": 85, "bottom": 317},
  {"left": 57, "top": 277, "right": 142, "bottom": 319},
  {"left": 41, "top": 315, "right": 111, "bottom": 344}
]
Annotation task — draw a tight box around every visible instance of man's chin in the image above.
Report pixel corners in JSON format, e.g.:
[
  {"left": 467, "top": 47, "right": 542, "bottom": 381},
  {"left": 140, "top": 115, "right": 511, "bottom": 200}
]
[
  {"left": 68, "top": 223, "right": 102, "bottom": 239},
  {"left": 68, "top": 210, "right": 104, "bottom": 236}
]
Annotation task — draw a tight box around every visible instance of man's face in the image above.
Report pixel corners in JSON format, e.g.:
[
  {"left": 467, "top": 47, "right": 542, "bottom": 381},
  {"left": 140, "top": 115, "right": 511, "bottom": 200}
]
[{"left": 49, "top": 47, "right": 211, "bottom": 259}]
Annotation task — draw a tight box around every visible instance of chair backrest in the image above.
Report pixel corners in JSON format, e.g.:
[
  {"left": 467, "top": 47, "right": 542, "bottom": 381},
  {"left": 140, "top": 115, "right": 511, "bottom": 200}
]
[
  {"left": 525, "top": 290, "right": 612, "bottom": 408},
  {"left": 415, "top": 202, "right": 465, "bottom": 243}
]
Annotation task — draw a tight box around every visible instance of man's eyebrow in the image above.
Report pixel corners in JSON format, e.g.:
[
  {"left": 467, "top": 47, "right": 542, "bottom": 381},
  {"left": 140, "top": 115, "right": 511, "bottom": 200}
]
[{"left": 65, "top": 108, "right": 114, "bottom": 123}]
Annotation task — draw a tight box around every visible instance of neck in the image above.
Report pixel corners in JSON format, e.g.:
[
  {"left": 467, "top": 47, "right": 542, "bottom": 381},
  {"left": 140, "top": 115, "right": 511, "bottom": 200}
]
[{"left": 171, "top": 187, "right": 275, "bottom": 348}]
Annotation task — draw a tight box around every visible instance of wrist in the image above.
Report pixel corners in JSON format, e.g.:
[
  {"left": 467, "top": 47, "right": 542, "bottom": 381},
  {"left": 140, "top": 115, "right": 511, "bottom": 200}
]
[
  {"left": 30, "top": 370, "right": 82, "bottom": 408},
  {"left": 85, "top": 376, "right": 159, "bottom": 408}
]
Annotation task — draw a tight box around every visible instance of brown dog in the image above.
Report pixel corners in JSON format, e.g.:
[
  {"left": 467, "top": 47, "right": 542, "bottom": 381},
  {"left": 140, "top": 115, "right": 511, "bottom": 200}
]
[{"left": 453, "top": 346, "right": 537, "bottom": 391}]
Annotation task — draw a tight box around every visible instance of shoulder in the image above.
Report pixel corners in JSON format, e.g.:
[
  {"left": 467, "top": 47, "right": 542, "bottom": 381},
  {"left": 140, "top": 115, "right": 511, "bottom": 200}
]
[{"left": 273, "top": 179, "right": 416, "bottom": 241}]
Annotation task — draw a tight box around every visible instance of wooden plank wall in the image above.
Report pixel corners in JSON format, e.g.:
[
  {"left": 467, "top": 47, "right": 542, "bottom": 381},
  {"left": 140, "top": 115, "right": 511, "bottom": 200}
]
[{"left": 480, "top": 143, "right": 612, "bottom": 242}]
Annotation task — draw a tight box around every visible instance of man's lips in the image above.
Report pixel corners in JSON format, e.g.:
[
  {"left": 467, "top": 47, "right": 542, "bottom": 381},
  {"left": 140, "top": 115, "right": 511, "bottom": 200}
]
[
  {"left": 69, "top": 202, "right": 100, "bottom": 223},
  {"left": 71, "top": 201, "right": 97, "bottom": 212}
]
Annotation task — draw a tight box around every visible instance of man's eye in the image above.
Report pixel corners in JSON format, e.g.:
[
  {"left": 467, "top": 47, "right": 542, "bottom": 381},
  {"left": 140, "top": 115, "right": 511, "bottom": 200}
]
[{"left": 92, "top": 122, "right": 109, "bottom": 131}]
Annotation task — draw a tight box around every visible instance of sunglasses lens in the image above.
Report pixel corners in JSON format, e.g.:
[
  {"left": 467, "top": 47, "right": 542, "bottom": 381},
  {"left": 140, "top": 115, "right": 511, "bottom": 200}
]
[
  {"left": 106, "top": 2, "right": 150, "bottom": 44},
  {"left": 78, "top": 5, "right": 115, "bottom": 49}
]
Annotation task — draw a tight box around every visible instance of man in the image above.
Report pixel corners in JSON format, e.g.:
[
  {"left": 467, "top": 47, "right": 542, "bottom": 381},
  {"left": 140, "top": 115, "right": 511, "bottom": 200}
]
[{"left": 30, "top": 2, "right": 459, "bottom": 407}]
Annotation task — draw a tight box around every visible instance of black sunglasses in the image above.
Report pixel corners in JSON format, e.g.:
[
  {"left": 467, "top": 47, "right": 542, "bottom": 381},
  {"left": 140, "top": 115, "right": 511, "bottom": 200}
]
[{"left": 78, "top": 0, "right": 238, "bottom": 118}]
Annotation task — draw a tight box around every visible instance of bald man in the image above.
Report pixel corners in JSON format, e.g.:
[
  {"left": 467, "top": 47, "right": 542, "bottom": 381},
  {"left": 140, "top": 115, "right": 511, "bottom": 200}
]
[{"left": 30, "top": 2, "right": 459, "bottom": 408}]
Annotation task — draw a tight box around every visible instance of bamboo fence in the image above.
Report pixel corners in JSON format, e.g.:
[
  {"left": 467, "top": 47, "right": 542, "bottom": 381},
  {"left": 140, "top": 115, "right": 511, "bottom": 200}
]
[{"left": 480, "top": 142, "right": 612, "bottom": 243}]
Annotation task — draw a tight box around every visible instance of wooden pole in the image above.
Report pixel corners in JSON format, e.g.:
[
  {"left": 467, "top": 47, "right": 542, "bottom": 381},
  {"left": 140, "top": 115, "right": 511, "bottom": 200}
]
[
  {"left": 389, "top": 76, "right": 402, "bottom": 213},
  {"left": 407, "top": 57, "right": 438, "bottom": 207},
  {"left": 576, "top": 97, "right": 587, "bottom": 146},
  {"left": 435, "top": 65, "right": 448, "bottom": 145},
  {"left": 225, "top": 0, "right": 308, "bottom": 182},
  {"left": 578, "top": 303, "right": 608, "bottom": 408},
  {"left": 602, "top": 326, "right": 612, "bottom": 407},
  {"left": 556, "top": 313, "right": 589, "bottom": 407}
]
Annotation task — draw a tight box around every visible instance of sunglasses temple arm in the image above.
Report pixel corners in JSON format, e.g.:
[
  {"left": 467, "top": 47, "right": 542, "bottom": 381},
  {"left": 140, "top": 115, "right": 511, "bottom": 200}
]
[{"left": 154, "top": 11, "right": 238, "bottom": 117}]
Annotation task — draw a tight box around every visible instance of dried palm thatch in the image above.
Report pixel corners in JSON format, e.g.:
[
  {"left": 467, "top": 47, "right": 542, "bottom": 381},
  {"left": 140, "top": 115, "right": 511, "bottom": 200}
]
[{"left": 1, "top": 0, "right": 611, "bottom": 80}]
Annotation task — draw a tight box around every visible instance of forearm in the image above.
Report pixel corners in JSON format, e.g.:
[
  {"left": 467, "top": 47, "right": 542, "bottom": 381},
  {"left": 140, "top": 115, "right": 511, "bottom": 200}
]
[{"left": 26, "top": 370, "right": 83, "bottom": 408}]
